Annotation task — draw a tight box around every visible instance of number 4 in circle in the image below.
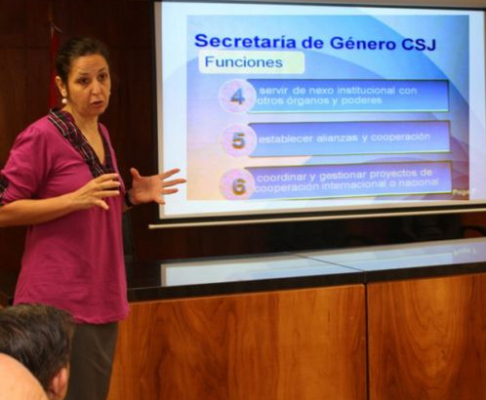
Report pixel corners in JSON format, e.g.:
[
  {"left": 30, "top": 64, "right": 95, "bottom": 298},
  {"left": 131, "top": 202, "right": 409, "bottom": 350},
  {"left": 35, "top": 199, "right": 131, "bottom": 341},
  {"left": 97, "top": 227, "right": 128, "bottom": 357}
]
[{"left": 231, "top": 88, "right": 245, "bottom": 105}]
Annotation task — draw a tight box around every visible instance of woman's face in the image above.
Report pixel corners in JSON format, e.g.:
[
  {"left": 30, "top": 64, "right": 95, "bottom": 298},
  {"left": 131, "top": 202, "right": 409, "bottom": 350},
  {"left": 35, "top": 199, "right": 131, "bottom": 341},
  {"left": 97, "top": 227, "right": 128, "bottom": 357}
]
[{"left": 58, "top": 54, "right": 111, "bottom": 120}]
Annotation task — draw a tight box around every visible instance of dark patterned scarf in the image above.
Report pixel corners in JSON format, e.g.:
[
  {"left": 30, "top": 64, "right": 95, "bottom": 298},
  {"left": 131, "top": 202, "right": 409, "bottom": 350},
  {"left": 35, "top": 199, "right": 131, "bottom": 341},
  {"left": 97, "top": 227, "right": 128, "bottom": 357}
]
[{"left": 48, "top": 108, "right": 114, "bottom": 177}]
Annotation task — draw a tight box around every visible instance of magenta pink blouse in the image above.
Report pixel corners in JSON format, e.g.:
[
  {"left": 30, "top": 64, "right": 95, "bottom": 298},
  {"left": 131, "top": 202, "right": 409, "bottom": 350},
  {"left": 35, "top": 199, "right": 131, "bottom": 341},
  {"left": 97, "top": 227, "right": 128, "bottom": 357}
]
[{"left": 0, "top": 110, "right": 129, "bottom": 324}]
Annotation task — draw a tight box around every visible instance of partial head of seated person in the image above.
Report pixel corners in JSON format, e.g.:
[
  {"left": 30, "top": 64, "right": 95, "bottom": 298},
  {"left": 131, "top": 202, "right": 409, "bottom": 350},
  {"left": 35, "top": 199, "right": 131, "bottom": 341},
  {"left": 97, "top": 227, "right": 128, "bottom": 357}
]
[
  {"left": 0, "top": 353, "right": 49, "bottom": 400},
  {"left": 0, "top": 303, "right": 75, "bottom": 400}
]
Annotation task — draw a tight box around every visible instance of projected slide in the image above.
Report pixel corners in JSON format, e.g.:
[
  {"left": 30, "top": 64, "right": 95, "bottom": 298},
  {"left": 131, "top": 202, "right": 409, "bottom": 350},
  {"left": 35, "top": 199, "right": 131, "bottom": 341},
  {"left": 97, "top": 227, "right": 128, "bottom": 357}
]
[{"left": 156, "top": 2, "right": 486, "bottom": 224}]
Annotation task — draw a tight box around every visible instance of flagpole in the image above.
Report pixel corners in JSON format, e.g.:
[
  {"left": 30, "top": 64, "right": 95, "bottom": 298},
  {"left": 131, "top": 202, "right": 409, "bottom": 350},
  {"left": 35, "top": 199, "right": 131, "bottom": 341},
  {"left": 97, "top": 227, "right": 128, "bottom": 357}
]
[{"left": 48, "top": 0, "right": 62, "bottom": 109}]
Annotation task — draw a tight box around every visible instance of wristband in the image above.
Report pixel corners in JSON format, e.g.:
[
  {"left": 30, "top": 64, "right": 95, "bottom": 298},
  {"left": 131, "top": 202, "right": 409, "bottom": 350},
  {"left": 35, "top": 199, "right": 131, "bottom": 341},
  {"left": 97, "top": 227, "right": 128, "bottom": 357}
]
[{"left": 124, "top": 191, "right": 135, "bottom": 208}]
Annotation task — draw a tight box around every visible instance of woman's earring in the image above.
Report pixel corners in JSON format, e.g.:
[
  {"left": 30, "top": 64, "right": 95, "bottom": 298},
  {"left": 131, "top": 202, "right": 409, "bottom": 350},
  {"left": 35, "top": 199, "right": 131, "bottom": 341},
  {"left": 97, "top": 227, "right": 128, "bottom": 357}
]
[{"left": 61, "top": 97, "right": 68, "bottom": 105}]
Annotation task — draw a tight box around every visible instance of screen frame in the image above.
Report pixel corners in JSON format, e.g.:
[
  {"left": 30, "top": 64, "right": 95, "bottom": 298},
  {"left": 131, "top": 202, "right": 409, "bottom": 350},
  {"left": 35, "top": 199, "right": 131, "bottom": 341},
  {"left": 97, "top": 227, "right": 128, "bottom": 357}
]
[{"left": 151, "top": 0, "right": 486, "bottom": 228}]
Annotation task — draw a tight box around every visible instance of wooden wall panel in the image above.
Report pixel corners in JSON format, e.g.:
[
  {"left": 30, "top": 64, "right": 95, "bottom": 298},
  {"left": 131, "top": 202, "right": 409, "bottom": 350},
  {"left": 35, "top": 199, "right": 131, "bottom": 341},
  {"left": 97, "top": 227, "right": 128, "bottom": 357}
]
[
  {"left": 0, "top": 49, "right": 27, "bottom": 158},
  {"left": 368, "top": 274, "right": 486, "bottom": 400},
  {"left": 0, "top": 0, "right": 26, "bottom": 47},
  {"left": 0, "top": 45, "right": 29, "bottom": 274},
  {"left": 26, "top": 49, "right": 51, "bottom": 121},
  {"left": 108, "top": 285, "right": 366, "bottom": 400}
]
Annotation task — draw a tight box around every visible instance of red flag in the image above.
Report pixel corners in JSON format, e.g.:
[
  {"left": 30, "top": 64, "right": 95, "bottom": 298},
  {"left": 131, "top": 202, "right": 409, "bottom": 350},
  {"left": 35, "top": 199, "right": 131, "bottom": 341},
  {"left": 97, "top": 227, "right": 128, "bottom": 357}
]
[{"left": 48, "top": 22, "right": 61, "bottom": 109}]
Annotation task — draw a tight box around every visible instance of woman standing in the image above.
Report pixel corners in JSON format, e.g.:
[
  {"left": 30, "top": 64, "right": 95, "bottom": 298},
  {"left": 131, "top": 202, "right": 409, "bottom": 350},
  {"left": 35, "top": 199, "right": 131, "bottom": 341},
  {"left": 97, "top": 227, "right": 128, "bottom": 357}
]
[{"left": 0, "top": 37, "right": 185, "bottom": 400}]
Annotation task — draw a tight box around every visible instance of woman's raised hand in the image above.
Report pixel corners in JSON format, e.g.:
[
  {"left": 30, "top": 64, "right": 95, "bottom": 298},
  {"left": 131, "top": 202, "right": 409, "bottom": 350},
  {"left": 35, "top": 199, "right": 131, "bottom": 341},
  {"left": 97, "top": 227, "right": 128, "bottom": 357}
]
[
  {"left": 129, "top": 167, "right": 186, "bottom": 206},
  {"left": 70, "top": 173, "right": 121, "bottom": 210}
]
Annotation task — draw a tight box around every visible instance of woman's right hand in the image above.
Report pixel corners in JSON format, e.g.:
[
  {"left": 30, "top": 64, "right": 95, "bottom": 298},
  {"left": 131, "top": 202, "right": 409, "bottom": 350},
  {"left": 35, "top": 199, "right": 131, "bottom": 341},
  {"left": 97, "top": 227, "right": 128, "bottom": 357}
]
[
  {"left": 0, "top": 173, "right": 122, "bottom": 227},
  {"left": 69, "top": 173, "right": 121, "bottom": 210}
]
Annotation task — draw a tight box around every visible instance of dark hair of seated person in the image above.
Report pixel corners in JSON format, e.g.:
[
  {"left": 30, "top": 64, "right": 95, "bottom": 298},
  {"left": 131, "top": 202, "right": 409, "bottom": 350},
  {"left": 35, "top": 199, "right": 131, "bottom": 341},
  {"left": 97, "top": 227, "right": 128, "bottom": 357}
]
[{"left": 0, "top": 303, "right": 75, "bottom": 392}]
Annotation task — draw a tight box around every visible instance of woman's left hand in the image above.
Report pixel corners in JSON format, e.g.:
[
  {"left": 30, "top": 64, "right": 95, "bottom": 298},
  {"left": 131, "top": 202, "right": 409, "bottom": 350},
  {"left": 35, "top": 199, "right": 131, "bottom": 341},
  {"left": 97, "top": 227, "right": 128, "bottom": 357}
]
[{"left": 128, "top": 167, "right": 186, "bottom": 206}]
